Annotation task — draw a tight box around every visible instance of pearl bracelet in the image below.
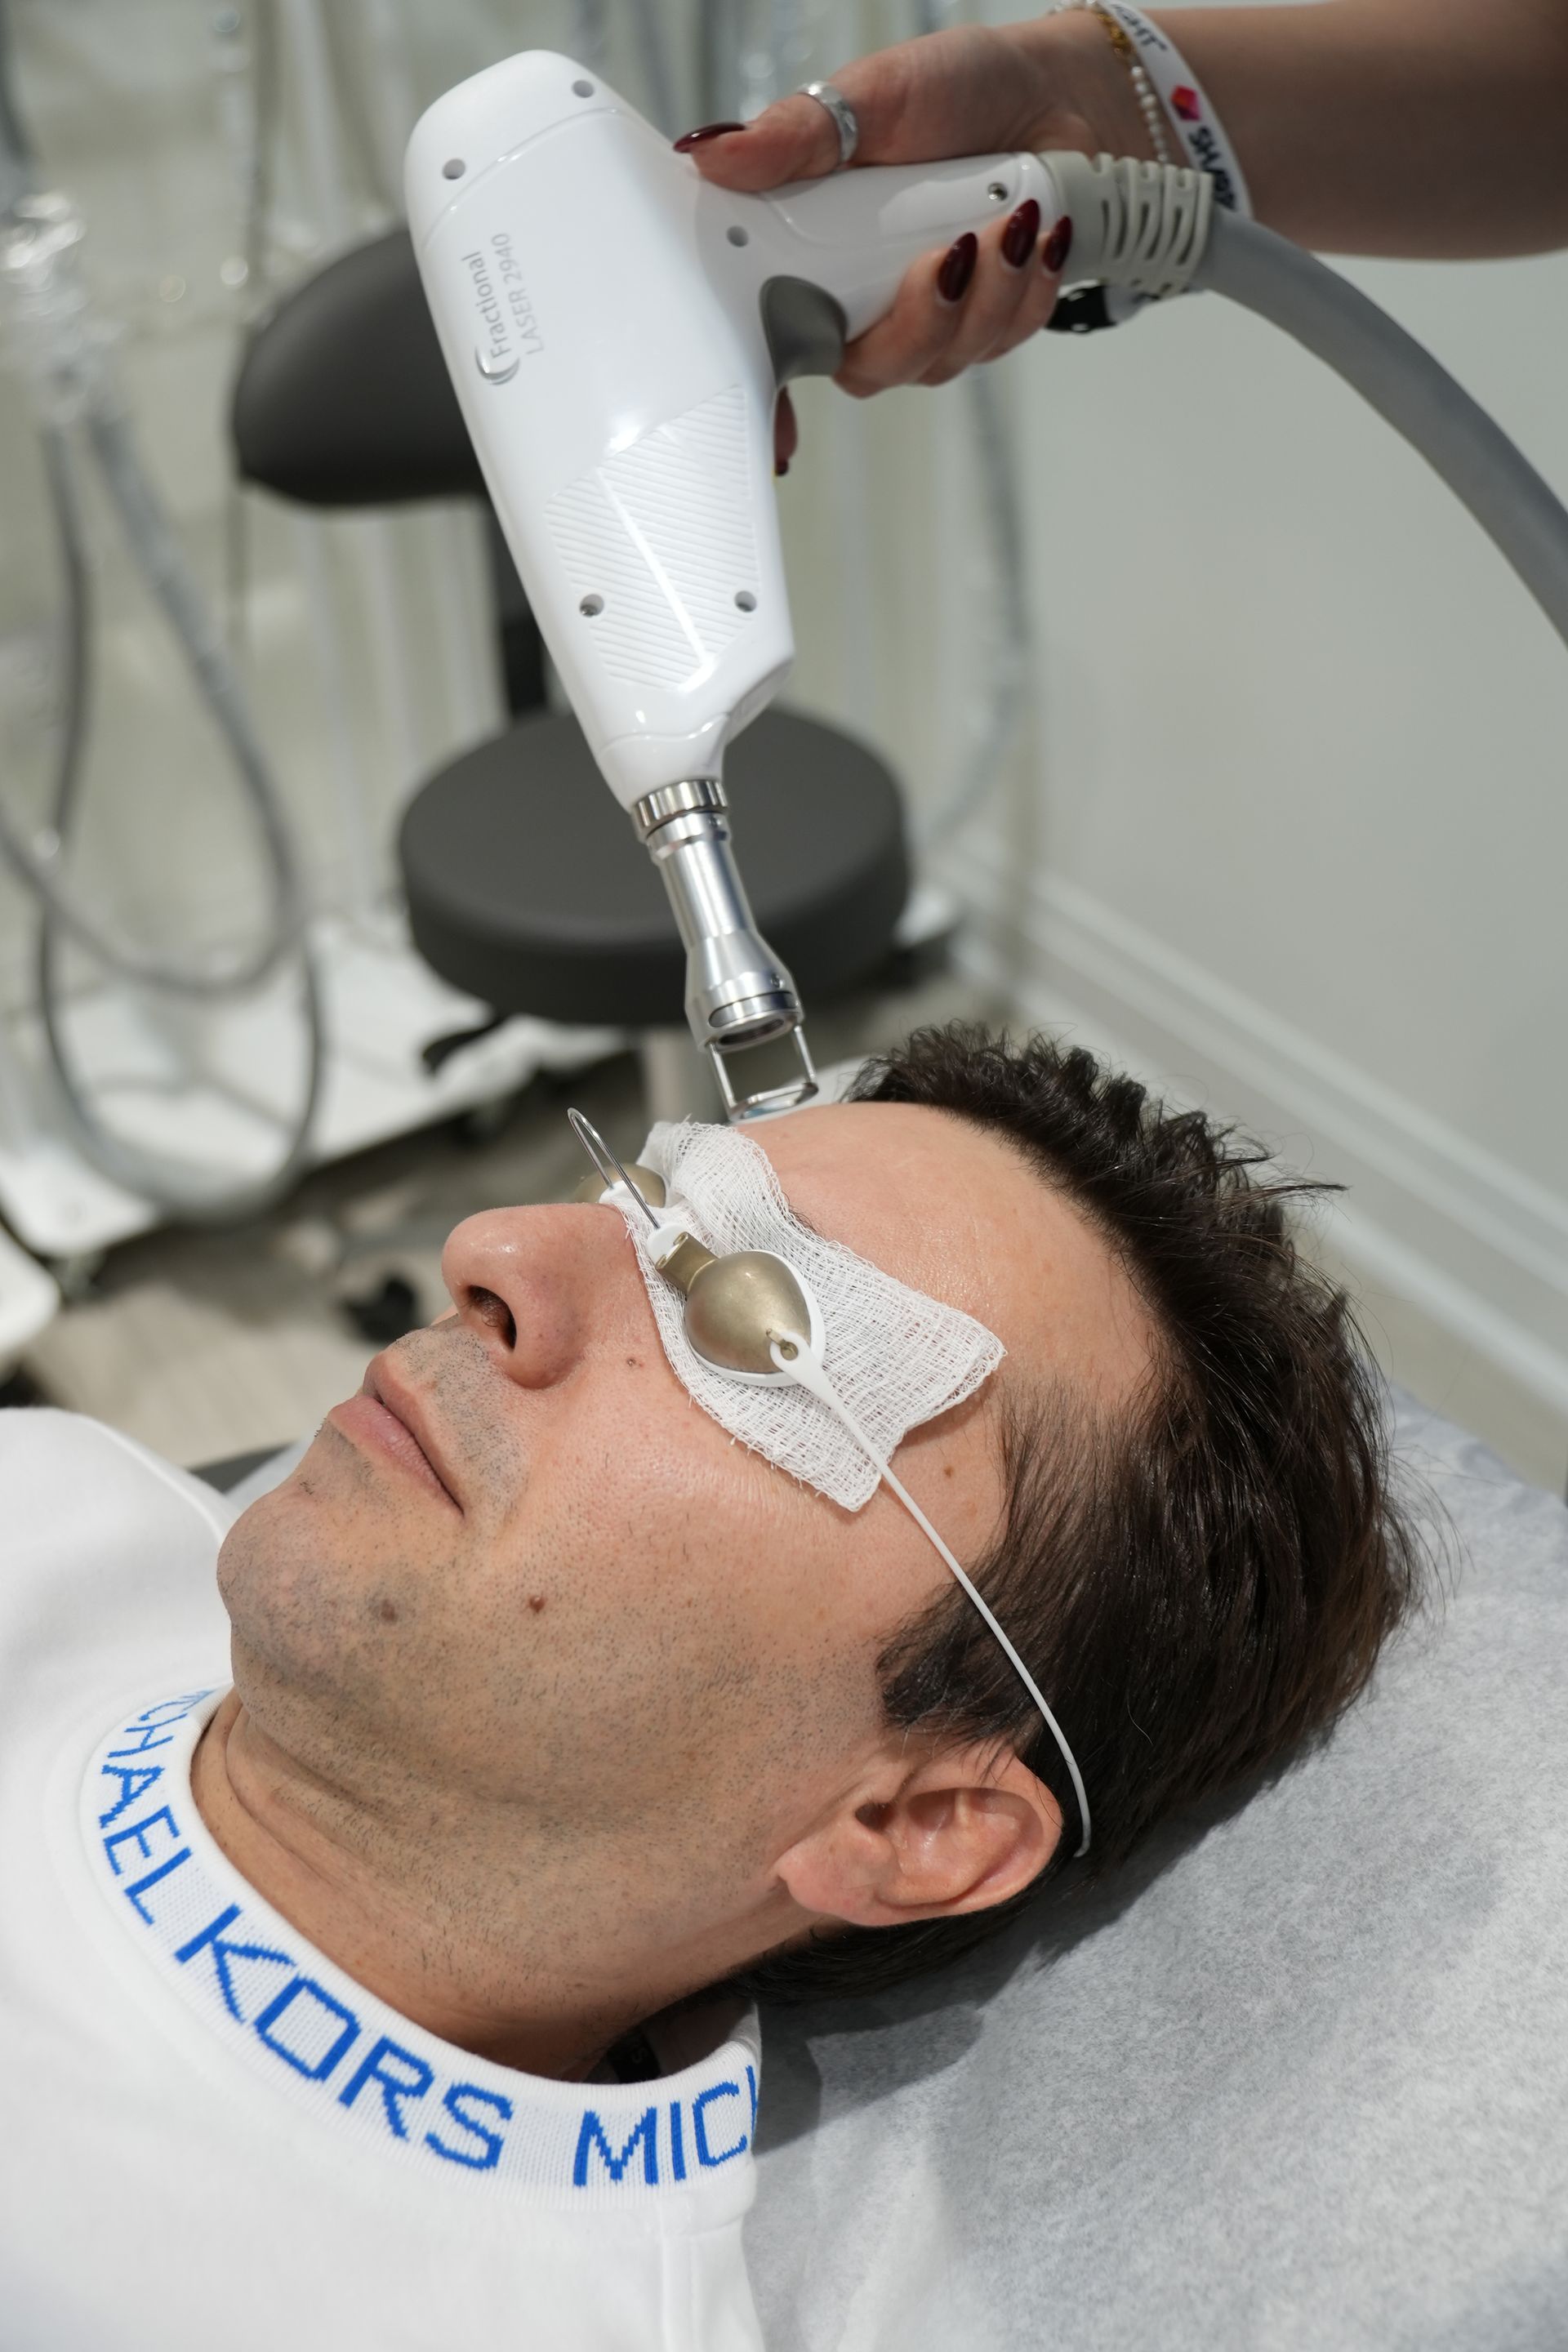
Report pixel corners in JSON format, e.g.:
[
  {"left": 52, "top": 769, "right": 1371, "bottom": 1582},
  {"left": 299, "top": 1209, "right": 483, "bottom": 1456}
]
[{"left": 1056, "top": 0, "right": 1176, "bottom": 168}]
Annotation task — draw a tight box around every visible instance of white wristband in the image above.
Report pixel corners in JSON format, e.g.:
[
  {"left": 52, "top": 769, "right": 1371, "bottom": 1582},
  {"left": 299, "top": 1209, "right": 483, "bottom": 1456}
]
[{"left": 1098, "top": 2, "right": 1253, "bottom": 217}]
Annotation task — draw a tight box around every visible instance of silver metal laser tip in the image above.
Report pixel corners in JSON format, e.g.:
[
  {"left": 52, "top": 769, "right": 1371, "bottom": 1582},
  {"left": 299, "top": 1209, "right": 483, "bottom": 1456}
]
[
  {"left": 631, "top": 782, "right": 818, "bottom": 1121},
  {"left": 706, "top": 1026, "right": 818, "bottom": 1121}
]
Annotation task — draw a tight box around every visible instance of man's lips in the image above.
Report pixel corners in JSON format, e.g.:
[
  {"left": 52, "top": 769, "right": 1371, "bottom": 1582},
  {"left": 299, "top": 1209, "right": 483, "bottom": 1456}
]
[{"left": 327, "top": 1360, "right": 461, "bottom": 1509}]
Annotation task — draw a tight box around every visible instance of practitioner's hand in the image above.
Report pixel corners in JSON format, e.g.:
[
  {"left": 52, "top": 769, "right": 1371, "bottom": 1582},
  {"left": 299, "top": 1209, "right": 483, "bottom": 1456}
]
[{"left": 675, "top": 15, "right": 1159, "bottom": 461}]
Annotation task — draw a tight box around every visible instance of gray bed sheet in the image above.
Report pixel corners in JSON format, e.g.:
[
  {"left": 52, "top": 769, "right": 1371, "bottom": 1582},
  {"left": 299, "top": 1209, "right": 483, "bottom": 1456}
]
[{"left": 745, "top": 1391, "right": 1568, "bottom": 2349}]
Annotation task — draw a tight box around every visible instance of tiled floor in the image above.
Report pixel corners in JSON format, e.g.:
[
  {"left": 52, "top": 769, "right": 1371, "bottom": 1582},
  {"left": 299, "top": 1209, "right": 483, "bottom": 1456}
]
[{"left": 17, "top": 970, "right": 1567, "bottom": 1498}]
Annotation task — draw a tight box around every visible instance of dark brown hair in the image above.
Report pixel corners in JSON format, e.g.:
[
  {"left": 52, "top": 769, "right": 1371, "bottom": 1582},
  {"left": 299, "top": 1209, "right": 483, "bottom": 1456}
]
[{"left": 732, "top": 1023, "right": 1424, "bottom": 2002}]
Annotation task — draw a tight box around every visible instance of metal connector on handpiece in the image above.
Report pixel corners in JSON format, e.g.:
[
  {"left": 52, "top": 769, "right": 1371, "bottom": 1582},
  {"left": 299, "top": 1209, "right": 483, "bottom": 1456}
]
[{"left": 632, "top": 782, "right": 817, "bottom": 1120}]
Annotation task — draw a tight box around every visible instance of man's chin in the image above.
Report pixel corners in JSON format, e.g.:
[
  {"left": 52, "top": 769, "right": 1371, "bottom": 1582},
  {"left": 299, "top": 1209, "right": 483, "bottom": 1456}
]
[
  {"left": 215, "top": 1438, "right": 357, "bottom": 1625},
  {"left": 216, "top": 1502, "right": 388, "bottom": 1725}
]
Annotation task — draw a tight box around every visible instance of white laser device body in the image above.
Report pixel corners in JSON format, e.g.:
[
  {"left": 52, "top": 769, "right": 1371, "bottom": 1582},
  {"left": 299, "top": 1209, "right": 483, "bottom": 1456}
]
[{"left": 405, "top": 54, "right": 1058, "bottom": 1117}]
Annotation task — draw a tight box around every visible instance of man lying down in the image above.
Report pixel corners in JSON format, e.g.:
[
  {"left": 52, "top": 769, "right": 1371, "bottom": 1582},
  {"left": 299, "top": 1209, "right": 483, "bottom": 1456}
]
[{"left": 0, "top": 1025, "right": 1420, "bottom": 2350}]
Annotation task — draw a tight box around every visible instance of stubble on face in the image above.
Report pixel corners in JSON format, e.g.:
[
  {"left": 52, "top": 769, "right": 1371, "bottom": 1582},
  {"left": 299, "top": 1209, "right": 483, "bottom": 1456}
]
[{"left": 218, "top": 1303, "right": 878, "bottom": 1869}]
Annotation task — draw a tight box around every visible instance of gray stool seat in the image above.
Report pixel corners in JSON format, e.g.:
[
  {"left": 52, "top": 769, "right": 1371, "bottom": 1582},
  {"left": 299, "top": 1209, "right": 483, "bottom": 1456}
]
[{"left": 399, "top": 706, "right": 908, "bottom": 1031}]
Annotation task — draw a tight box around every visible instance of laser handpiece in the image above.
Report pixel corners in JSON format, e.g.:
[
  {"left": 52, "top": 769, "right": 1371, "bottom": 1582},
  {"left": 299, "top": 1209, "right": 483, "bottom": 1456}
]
[{"left": 404, "top": 53, "right": 1062, "bottom": 1117}]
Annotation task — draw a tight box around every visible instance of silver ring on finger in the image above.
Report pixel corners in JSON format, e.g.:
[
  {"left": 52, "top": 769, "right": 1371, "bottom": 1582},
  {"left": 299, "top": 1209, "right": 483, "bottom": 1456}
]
[{"left": 798, "top": 80, "right": 859, "bottom": 168}]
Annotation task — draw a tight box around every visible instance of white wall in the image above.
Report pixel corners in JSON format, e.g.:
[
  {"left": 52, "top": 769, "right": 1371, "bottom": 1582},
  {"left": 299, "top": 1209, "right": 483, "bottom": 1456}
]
[{"left": 946, "top": 240, "right": 1568, "bottom": 1481}]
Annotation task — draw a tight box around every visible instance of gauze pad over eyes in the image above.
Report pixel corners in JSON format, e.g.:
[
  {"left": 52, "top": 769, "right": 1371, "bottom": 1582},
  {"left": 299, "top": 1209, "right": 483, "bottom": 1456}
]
[{"left": 618, "top": 1119, "right": 1004, "bottom": 1512}]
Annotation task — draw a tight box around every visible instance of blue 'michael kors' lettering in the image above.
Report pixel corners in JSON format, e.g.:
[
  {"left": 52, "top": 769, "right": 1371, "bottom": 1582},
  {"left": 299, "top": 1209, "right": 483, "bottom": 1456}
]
[
  {"left": 95, "top": 1694, "right": 752, "bottom": 2190},
  {"left": 573, "top": 2069, "right": 757, "bottom": 2186}
]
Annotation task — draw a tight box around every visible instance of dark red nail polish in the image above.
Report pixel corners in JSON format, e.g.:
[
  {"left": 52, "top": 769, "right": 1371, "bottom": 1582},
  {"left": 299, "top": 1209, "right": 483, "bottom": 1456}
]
[
  {"left": 1042, "top": 215, "right": 1073, "bottom": 274},
  {"left": 774, "top": 458, "right": 790, "bottom": 478},
  {"left": 673, "top": 121, "right": 747, "bottom": 152},
  {"left": 1001, "top": 198, "right": 1040, "bottom": 269},
  {"left": 937, "top": 232, "right": 978, "bottom": 304}
]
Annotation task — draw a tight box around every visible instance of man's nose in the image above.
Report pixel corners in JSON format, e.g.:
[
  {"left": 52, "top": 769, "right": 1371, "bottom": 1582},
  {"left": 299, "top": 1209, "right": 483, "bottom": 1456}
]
[{"left": 440, "top": 1205, "right": 627, "bottom": 1388}]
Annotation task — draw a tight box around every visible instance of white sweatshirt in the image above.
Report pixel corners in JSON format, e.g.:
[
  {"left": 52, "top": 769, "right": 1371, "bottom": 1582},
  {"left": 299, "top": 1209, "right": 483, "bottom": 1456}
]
[{"left": 0, "top": 1410, "right": 767, "bottom": 2352}]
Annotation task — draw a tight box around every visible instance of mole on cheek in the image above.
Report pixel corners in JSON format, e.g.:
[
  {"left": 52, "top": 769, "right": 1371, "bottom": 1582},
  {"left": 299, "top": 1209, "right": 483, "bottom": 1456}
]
[
  {"left": 625, "top": 1355, "right": 642, "bottom": 1370},
  {"left": 376, "top": 1598, "right": 399, "bottom": 1624},
  {"left": 528, "top": 1594, "right": 546, "bottom": 1614}
]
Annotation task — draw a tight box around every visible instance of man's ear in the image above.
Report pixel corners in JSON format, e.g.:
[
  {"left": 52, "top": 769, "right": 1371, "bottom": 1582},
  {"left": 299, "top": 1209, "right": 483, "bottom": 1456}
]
[{"left": 773, "top": 1744, "right": 1062, "bottom": 1931}]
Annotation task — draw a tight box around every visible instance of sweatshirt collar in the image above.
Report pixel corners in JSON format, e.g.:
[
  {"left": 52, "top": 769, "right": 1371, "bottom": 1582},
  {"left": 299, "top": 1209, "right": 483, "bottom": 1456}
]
[{"left": 82, "top": 1686, "right": 760, "bottom": 2210}]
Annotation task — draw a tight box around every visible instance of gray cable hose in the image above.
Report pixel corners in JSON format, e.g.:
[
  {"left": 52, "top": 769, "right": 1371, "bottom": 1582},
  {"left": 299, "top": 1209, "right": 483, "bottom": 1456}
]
[
  {"left": 39, "top": 921, "right": 329, "bottom": 1226},
  {"left": 32, "top": 418, "right": 328, "bottom": 1224},
  {"left": 0, "top": 0, "right": 325, "bottom": 1221},
  {"left": 0, "top": 407, "right": 308, "bottom": 996},
  {"left": 1195, "top": 209, "right": 1568, "bottom": 648}
]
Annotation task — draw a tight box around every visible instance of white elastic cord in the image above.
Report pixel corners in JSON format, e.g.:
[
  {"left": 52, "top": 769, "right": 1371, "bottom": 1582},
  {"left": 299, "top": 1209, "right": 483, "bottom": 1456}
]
[{"left": 772, "top": 1338, "right": 1092, "bottom": 1859}]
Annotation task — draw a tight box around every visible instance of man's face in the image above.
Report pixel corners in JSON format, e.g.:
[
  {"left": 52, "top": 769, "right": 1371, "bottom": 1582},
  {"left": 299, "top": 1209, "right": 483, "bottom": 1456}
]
[{"left": 219, "top": 1102, "right": 1151, "bottom": 1930}]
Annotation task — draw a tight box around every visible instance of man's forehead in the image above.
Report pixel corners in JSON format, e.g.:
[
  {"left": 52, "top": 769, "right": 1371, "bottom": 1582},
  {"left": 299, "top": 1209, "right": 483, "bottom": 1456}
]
[
  {"left": 747, "top": 1102, "right": 1026, "bottom": 1311},
  {"left": 751, "top": 1099, "right": 1155, "bottom": 1405}
]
